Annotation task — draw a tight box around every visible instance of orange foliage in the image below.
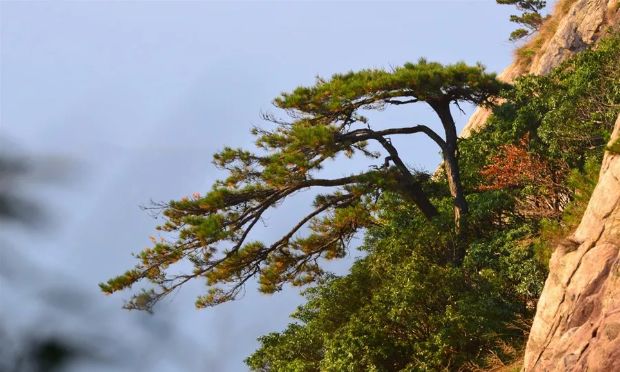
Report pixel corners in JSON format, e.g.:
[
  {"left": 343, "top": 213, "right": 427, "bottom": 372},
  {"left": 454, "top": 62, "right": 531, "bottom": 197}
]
[
  {"left": 479, "top": 135, "right": 548, "bottom": 191},
  {"left": 479, "top": 135, "right": 569, "bottom": 218}
]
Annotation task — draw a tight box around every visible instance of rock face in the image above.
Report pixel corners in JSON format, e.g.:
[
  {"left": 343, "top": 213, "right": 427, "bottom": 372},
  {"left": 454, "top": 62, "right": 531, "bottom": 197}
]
[
  {"left": 522, "top": 114, "right": 620, "bottom": 371},
  {"left": 529, "top": 0, "right": 617, "bottom": 75},
  {"left": 460, "top": 0, "right": 619, "bottom": 138}
]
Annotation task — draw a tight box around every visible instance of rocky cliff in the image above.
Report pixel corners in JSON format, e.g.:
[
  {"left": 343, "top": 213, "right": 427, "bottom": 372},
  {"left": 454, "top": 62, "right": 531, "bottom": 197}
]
[
  {"left": 522, "top": 114, "right": 620, "bottom": 371},
  {"left": 461, "top": 0, "right": 619, "bottom": 138}
]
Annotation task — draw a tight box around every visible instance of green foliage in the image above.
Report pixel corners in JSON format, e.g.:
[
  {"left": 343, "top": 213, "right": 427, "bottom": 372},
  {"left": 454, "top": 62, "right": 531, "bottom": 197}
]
[
  {"left": 459, "top": 32, "right": 620, "bottom": 203},
  {"left": 276, "top": 59, "right": 506, "bottom": 114},
  {"left": 245, "top": 324, "right": 324, "bottom": 372},
  {"left": 465, "top": 224, "right": 545, "bottom": 303},
  {"left": 494, "top": 33, "right": 617, "bottom": 163},
  {"left": 532, "top": 156, "right": 601, "bottom": 265},
  {"left": 247, "top": 195, "right": 542, "bottom": 371},
  {"left": 509, "top": 28, "right": 530, "bottom": 41},
  {"left": 460, "top": 31, "right": 619, "bottom": 261}
]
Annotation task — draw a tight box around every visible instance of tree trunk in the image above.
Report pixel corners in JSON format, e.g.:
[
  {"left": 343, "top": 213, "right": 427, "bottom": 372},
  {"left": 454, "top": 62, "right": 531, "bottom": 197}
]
[
  {"left": 431, "top": 101, "right": 469, "bottom": 235},
  {"left": 443, "top": 151, "right": 468, "bottom": 228}
]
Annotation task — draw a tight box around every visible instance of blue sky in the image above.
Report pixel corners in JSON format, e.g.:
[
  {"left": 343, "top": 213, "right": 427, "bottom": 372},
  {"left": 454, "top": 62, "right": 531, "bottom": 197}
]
[{"left": 1, "top": 1, "right": 518, "bottom": 370}]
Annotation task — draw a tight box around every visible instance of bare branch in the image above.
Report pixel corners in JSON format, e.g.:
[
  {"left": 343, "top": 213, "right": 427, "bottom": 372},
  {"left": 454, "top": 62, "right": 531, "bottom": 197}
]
[{"left": 338, "top": 125, "right": 447, "bottom": 150}]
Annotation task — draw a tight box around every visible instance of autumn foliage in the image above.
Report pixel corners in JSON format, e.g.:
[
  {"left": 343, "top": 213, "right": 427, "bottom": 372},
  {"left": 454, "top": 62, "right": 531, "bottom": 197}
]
[
  {"left": 479, "top": 135, "right": 542, "bottom": 190},
  {"left": 479, "top": 135, "right": 569, "bottom": 218}
]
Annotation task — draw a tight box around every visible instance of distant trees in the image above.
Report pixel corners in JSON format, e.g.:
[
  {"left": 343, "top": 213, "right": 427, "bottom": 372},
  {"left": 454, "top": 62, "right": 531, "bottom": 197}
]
[
  {"left": 497, "top": 0, "right": 547, "bottom": 41},
  {"left": 100, "top": 59, "right": 505, "bottom": 311}
]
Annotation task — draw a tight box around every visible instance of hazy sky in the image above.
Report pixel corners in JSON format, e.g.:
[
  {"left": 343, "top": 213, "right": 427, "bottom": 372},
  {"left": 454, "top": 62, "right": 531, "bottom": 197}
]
[{"left": 1, "top": 1, "right": 517, "bottom": 371}]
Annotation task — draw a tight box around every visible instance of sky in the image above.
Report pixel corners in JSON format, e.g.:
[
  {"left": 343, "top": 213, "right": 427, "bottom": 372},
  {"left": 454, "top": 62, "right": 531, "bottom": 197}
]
[{"left": 1, "top": 1, "right": 517, "bottom": 371}]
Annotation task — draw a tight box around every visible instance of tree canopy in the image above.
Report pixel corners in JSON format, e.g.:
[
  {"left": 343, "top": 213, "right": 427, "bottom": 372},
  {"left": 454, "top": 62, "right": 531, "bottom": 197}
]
[{"left": 100, "top": 59, "right": 506, "bottom": 311}]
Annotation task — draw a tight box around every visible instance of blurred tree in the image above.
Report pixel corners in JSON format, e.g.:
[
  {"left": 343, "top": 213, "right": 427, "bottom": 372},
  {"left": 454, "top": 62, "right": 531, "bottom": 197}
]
[
  {"left": 496, "top": 0, "right": 547, "bottom": 41},
  {"left": 0, "top": 154, "right": 42, "bottom": 225},
  {"left": 101, "top": 59, "right": 506, "bottom": 311},
  {"left": 0, "top": 149, "right": 75, "bottom": 372}
]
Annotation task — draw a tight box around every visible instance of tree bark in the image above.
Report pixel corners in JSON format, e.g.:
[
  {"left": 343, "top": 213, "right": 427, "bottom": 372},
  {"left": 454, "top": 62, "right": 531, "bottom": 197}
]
[{"left": 430, "top": 101, "right": 469, "bottom": 235}]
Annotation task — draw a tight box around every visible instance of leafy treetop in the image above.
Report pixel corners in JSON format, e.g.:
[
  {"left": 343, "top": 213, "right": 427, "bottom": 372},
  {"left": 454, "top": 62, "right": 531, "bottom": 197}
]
[{"left": 276, "top": 59, "right": 503, "bottom": 114}]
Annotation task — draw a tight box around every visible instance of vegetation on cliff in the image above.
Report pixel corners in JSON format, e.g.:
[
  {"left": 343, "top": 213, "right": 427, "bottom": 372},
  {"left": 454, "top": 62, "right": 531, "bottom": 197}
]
[{"left": 246, "top": 32, "right": 619, "bottom": 371}]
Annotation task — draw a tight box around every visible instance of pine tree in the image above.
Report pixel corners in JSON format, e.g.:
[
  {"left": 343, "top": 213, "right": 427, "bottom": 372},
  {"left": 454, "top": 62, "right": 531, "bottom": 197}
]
[
  {"left": 100, "top": 59, "right": 506, "bottom": 311},
  {"left": 497, "top": 0, "right": 547, "bottom": 41}
]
